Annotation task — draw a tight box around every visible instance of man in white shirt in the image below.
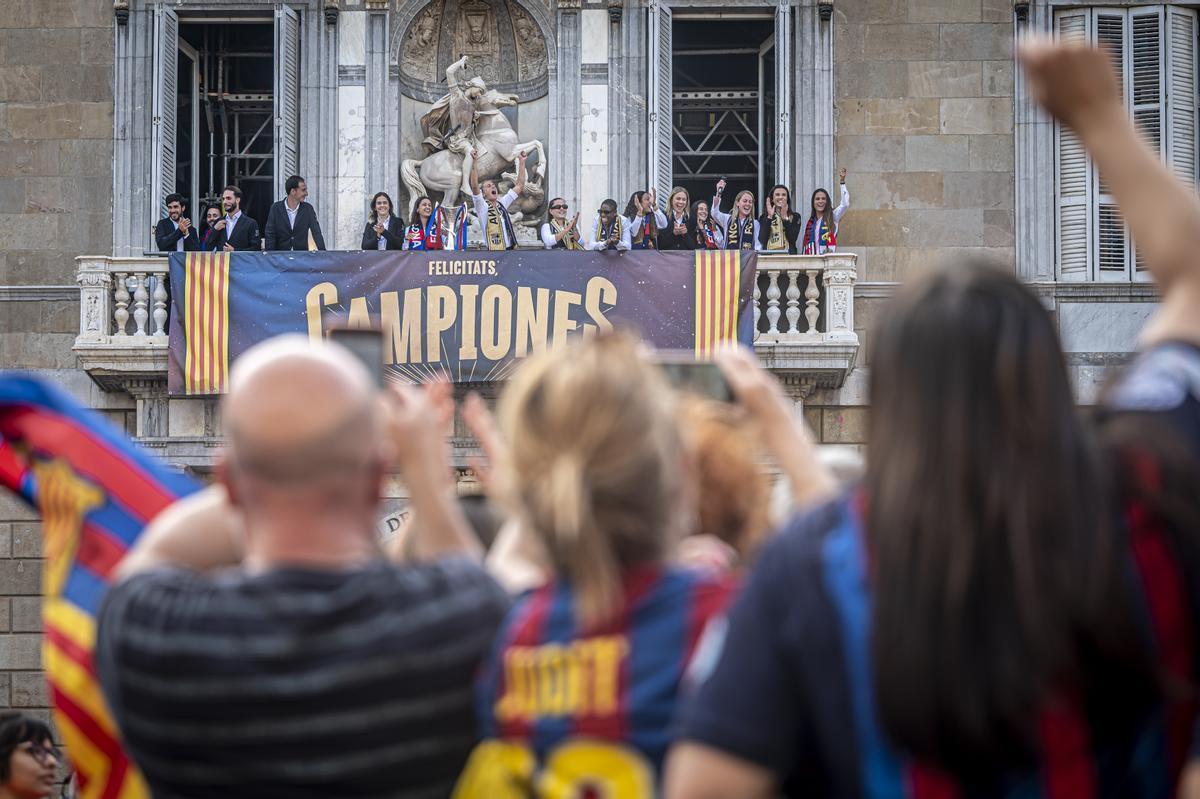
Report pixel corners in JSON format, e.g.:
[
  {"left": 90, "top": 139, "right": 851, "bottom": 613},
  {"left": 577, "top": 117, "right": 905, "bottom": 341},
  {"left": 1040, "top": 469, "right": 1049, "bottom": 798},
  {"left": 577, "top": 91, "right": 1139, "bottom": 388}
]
[
  {"left": 469, "top": 150, "right": 526, "bottom": 251},
  {"left": 265, "top": 175, "right": 326, "bottom": 251},
  {"left": 213, "top": 185, "right": 260, "bottom": 251}
]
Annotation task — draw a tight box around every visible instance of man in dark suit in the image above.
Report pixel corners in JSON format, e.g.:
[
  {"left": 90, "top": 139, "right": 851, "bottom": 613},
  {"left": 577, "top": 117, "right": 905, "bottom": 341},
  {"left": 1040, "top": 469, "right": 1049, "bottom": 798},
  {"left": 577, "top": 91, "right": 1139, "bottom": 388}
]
[
  {"left": 265, "top": 175, "right": 327, "bottom": 251},
  {"left": 215, "top": 185, "right": 260, "bottom": 251},
  {"left": 155, "top": 193, "right": 199, "bottom": 253}
]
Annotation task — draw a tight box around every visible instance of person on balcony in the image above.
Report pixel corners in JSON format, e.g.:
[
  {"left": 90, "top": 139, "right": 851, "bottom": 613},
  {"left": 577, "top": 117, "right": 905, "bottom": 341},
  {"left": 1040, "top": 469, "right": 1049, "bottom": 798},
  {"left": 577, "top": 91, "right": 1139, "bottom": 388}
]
[
  {"left": 656, "top": 187, "right": 695, "bottom": 251},
  {"left": 469, "top": 149, "right": 525, "bottom": 251},
  {"left": 265, "top": 175, "right": 327, "bottom": 252},
  {"left": 540, "top": 197, "right": 583, "bottom": 250},
  {"left": 624, "top": 190, "right": 659, "bottom": 250},
  {"left": 216, "top": 186, "right": 260, "bottom": 252},
  {"left": 155, "top": 193, "right": 199, "bottom": 253},
  {"left": 801, "top": 168, "right": 850, "bottom": 255},
  {"left": 398, "top": 195, "right": 447, "bottom": 251},
  {"left": 710, "top": 180, "right": 762, "bottom": 252},
  {"left": 360, "top": 192, "right": 406, "bottom": 251},
  {"left": 585, "top": 199, "right": 631, "bottom": 251},
  {"left": 689, "top": 200, "right": 724, "bottom": 250},
  {"left": 198, "top": 205, "right": 225, "bottom": 252},
  {"left": 759, "top": 185, "right": 803, "bottom": 255}
]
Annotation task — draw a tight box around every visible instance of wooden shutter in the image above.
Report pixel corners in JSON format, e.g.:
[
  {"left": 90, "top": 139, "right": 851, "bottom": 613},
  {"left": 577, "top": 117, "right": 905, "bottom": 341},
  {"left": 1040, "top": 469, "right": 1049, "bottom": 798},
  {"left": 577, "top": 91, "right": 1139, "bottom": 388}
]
[
  {"left": 151, "top": 6, "right": 179, "bottom": 223},
  {"left": 774, "top": 4, "right": 792, "bottom": 187},
  {"left": 647, "top": 2, "right": 673, "bottom": 201},
  {"left": 1055, "top": 9, "right": 1091, "bottom": 281},
  {"left": 1166, "top": 7, "right": 1198, "bottom": 186},
  {"left": 275, "top": 6, "right": 301, "bottom": 200}
]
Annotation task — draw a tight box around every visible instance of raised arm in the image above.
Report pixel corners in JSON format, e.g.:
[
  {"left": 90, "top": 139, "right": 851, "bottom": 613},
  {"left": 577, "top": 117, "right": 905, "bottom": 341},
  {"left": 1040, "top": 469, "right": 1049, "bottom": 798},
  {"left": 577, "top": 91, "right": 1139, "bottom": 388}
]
[
  {"left": 1021, "top": 38, "right": 1200, "bottom": 345},
  {"left": 446, "top": 54, "right": 469, "bottom": 89},
  {"left": 832, "top": 168, "right": 850, "bottom": 222},
  {"left": 468, "top": 148, "right": 481, "bottom": 196},
  {"left": 514, "top": 150, "right": 527, "bottom": 197},
  {"left": 115, "top": 485, "right": 245, "bottom": 581}
]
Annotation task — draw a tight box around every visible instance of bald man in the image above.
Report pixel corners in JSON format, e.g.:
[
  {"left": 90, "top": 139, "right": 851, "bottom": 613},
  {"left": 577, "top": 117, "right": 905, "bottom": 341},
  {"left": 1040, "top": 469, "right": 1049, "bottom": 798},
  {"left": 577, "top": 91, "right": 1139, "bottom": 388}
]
[{"left": 94, "top": 335, "right": 509, "bottom": 799}]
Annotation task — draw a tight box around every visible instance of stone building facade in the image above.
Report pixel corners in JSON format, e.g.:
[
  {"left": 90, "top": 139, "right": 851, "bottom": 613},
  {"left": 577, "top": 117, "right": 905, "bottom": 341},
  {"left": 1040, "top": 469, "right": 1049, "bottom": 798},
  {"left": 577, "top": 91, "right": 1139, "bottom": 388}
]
[{"left": 0, "top": 0, "right": 1179, "bottom": 734}]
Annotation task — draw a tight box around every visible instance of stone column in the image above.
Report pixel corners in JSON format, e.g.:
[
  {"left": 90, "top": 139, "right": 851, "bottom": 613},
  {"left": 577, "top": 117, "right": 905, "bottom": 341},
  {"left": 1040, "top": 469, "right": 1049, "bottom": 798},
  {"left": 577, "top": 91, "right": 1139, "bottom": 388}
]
[
  {"left": 553, "top": 0, "right": 583, "bottom": 210},
  {"left": 794, "top": 0, "right": 833, "bottom": 199},
  {"left": 365, "top": 4, "right": 391, "bottom": 205},
  {"left": 822, "top": 254, "right": 857, "bottom": 342},
  {"left": 608, "top": 0, "right": 647, "bottom": 199},
  {"left": 113, "top": 8, "right": 156, "bottom": 256},
  {"left": 336, "top": 12, "right": 368, "bottom": 250},
  {"left": 302, "top": 5, "right": 341, "bottom": 248},
  {"left": 126, "top": 378, "right": 169, "bottom": 439},
  {"left": 1015, "top": 1, "right": 1055, "bottom": 282}
]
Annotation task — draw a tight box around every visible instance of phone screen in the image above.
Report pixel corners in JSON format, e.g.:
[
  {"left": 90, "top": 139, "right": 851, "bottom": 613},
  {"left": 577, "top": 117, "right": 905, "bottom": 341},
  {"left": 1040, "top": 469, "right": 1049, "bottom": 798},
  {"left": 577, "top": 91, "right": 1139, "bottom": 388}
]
[
  {"left": 328, "top": 328, "right": 385, "bottom": 388},
  {"left": 654, "top": 353, "right": 733, "bottom": 403}
]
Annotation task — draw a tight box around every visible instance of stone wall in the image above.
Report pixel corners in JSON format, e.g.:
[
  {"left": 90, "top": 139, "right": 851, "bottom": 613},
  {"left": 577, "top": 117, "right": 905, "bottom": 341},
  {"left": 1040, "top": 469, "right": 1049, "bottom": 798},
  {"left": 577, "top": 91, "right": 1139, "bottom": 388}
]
[
  {"left": 0, "top": 0, "right": 114, "bottom": 371},
  {"left": 833, "top": 0, "right": 1015, "bottom": 285}
]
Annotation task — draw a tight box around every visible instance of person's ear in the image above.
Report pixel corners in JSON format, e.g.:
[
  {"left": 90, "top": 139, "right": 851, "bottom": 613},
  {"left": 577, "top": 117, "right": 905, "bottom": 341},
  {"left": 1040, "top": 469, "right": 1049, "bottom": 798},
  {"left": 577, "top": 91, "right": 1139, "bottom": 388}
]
[{"left": 216, "top": 454, "right": 242, "bottom": 509}]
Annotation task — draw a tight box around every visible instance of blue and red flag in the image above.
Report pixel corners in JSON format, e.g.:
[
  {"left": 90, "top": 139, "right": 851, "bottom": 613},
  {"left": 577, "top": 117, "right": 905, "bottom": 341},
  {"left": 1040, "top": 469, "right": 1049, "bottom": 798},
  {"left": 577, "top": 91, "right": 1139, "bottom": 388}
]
[{"left": 0, "top": 374, "right": 199, "bottom": 799}]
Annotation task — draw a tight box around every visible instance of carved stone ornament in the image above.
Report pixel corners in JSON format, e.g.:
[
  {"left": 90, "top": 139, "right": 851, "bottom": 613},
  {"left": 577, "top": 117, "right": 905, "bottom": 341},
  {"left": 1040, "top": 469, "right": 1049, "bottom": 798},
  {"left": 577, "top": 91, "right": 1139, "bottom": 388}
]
[
  {"left": 395, "top": 0, "right": 550, "bottom": 103},
  {"left": 114, "top": 0, "right": 129, "bottom": 25}
]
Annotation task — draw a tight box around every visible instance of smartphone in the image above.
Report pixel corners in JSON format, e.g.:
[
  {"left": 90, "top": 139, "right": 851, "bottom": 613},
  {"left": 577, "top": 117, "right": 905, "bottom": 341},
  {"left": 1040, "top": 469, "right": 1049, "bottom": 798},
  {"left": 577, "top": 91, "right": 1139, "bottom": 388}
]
[
  {"left": 653, "top": 351, "right": 733, "bottom": 403},
  {"left": 328, "top": 327, "right": 385, "bottom": 388}
]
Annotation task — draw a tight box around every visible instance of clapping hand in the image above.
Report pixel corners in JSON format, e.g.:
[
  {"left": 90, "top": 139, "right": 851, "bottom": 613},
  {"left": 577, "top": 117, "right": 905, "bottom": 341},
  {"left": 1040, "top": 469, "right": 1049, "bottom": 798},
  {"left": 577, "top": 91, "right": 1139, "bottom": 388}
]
[
  {"left": 179, "top": 217, "right": 191, "bottom": 234},
  {"left": 374, "top": 221, "right": 386, "bottom": 236},
  {"left": 569, "top": 212, "right": 580, "bottom": 230}
]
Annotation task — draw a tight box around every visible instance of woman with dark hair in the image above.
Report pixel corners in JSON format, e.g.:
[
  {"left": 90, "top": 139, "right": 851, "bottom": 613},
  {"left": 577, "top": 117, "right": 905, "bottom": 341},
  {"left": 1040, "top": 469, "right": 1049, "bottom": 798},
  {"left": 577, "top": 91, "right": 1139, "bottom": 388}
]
[
  {"left": 360, "top": 192, "right": 406, "bottom": 250},
  {"left": 401, "top": 195, "right": 448, "bottom": 250},
  {"left": 801, "top": 168, "right": 849, "bottom": 255},
  {"left": 657, "top": 186, "right": 695, "bottom": 250},
  {"left": 539, "top": 197, "right": 582, "bottom": 250},
  {"left": 666, "top": 40, "right": 1200, "bottom": 798},
  {"left": 623, "top": 190, "right": 658, "bottom": 250},
  {"left": 0, "top": 712, "right": 59, "bottom": 799},
  {"left": 759, "top": 184, "right": 803, "bottom": 254},
  {"left": 688, "top": 200, "right": 723, "bottom": 250},
  {"left": 198, "top": 205, "right": 225, "bottom": 251}
]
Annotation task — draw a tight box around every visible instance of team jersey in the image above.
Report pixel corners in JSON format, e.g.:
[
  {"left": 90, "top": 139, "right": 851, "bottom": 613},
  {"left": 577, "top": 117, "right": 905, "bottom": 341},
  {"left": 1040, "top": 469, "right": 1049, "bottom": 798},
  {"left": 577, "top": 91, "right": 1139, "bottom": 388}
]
[{"left": 454, "top": 565, "right": 737, "bottom": 798}]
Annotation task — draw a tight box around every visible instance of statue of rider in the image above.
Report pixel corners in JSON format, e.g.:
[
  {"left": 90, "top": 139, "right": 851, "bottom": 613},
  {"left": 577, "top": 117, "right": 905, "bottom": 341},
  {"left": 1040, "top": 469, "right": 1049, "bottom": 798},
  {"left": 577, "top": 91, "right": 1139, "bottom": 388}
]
[{"left": 419, "top": 55, "right": 488, "bottom": 197}]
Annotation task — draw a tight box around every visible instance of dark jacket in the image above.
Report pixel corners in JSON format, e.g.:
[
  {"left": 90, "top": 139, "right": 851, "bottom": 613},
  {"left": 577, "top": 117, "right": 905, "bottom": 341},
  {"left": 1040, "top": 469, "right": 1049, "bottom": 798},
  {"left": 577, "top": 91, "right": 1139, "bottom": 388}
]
[
  {"left": 154, "top": 218, "right": 199, "bottom": 253},
  {"left": 657, "top": 215, "right": 696, "bottom": 251},
  {"left": 220, "top": 213, "right": 261, "bottom": 251},
  {"left": 265, "top": 200, "right": 326, "bottom": 251},
  {"left": 757, "top": 211, "right": 804, "bottom": 254},
  {"left": 360, "top": 217, "right": 406, "bottom": 251},
  {"left": 197, "top": 226, "right": 225, "bottom": 252}
]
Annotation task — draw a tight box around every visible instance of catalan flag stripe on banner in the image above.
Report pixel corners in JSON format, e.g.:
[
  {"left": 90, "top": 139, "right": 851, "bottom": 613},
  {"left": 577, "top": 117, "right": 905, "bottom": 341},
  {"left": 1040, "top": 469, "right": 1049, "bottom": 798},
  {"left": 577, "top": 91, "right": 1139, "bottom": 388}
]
[
  {"left": 184, "top": 251, "right": 231, "bottom": 394},
  {"left": 693, "top": 250, "right": 741, "bottom": 357},
  {"left": 0, "top": 374, "right": 199, "bottom": 799}
]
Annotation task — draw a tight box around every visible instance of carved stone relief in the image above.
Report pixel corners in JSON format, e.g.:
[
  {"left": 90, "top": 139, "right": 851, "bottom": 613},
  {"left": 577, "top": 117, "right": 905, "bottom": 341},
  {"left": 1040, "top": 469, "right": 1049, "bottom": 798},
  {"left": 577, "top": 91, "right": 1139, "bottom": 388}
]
[{"left": 394, "top": 0, "right": 549, "bottom": 102}]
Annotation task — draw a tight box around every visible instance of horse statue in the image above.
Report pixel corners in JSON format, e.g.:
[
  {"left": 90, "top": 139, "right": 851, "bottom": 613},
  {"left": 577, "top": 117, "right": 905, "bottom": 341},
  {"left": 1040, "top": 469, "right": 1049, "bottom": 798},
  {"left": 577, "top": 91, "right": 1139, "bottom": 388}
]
[{"left": 401, "top": 87, "right": 547, "bottom": 217}]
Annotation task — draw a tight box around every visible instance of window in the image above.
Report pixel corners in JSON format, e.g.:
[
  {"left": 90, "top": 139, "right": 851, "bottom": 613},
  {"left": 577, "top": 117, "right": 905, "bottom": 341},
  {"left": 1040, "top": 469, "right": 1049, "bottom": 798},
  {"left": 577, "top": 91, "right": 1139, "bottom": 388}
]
[{"left": 1055, "top": 6, "right": 1198, "bottom": 282}]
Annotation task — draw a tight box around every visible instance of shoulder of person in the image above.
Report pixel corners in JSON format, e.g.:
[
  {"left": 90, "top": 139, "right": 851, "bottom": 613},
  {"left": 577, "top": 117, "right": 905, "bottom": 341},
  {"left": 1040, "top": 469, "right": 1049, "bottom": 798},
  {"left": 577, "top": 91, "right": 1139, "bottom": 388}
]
[
  {"left": 384, "top": 557, "right": 511, "bottom": 610},
  {"left": 1105, "top": 342, "right": 1200, "bottom": 415}
]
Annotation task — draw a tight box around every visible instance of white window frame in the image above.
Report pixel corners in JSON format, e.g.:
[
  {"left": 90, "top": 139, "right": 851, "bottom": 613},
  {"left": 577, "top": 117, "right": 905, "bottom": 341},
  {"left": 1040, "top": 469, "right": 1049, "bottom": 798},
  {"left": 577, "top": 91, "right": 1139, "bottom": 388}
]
[{"left": 1053, "top": 4, "right": 1198, "bottom": 283}]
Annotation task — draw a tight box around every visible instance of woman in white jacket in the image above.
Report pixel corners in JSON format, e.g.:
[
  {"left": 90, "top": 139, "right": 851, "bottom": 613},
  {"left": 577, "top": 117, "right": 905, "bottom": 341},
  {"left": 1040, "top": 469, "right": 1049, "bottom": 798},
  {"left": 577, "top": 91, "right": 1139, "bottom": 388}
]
[
  {"left": 709, "top": 179, "right": 762, "bottom": 252},
  {"left": 801, "top": 168, "right": 850, "bottom": 255}
]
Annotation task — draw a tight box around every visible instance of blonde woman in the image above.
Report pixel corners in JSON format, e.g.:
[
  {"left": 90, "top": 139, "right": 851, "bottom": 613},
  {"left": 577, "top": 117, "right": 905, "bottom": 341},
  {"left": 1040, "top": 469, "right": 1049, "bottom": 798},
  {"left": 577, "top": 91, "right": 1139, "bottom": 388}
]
[
  {"left": 710, "top": 179, "right": 762, "bottom": 251},
  {"left": 452, "top": 333, "right": 737, "bottom": 796},
  {"left": 656, "top": 186, "right": 694, "bottom": 250}
]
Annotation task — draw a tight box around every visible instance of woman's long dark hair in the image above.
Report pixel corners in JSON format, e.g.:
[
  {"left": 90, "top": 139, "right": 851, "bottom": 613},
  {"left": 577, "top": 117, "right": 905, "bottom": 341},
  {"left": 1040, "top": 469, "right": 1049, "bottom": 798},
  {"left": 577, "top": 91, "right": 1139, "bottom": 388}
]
[
  {"left": 623, "top": 191, "right": 657, "bottom": 236},
  {"left": 407, "top": 195, "right": 433, "bottom": 227},
  {"left": 688, "top": 200, "right": 715, "bottom": 247},
  {"left": 767, "top": 184, "right": 793, "bottom": 217},
  {"left": 867, "top": 261, "right": 1158, "bottom": 776},
  {"left": 806, "top": 187, "right": 834, "bottom": 236},
  {"left": 370, "top": 192, "right": 396, "bottom": 225}
]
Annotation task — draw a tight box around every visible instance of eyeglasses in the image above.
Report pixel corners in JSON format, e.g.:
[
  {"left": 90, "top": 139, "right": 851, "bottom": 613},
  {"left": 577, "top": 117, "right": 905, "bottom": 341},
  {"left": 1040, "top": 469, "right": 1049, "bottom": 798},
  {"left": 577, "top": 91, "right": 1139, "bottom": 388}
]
[
  {"left": 550, "top": 204, "right": 567, "bottom": 210},
  {"left": 22, "top": 742, "right": 60, "bottom": 764}
]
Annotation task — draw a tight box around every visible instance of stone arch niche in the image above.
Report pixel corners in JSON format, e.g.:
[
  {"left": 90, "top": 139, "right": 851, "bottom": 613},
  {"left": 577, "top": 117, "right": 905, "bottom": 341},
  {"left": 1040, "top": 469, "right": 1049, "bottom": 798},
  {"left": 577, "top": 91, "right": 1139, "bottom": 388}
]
[{"left": 392, "top": 0, "right": 554, "bottom": 220}]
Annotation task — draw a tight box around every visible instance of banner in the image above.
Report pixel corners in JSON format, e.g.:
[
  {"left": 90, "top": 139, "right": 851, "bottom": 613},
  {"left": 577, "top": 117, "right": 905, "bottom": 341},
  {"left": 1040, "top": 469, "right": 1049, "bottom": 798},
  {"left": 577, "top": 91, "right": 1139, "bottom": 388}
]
[
  {"left": 0, "top": 375, "right": 200, "bottom": 799},
  {"left": 168, "top": 250, "right": 756, "bottom": 395}
]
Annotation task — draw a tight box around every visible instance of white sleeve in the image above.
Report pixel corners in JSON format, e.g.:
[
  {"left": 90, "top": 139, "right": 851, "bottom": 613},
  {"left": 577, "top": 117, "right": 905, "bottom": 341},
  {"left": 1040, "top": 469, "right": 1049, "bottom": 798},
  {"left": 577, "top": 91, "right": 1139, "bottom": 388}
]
[
  {"left": 710, "top": 197, "right": 731, "bottom": 229},
  {"left": 540, "top": 223, "right": 557, "bottom": 249},
  {"left": 471, "top": 194, "right": 488, "bottom": 228},
  {"left": 832, "top": 184, "right": 850, "bottom": 223},
  {"left": 617, "top": 221, "right": 632, "bottom": 251},
  {"left": 584, "top": 215, "right": 603, "bottom": 250},
  {"left": 653, "top": 209, "right": 669, "bottom": 229},
  {"left": 753, "top": 220, "right": 763, "bottom": 251},
  {"left": 499, "top": 189, "right": 519, "bottom": 209}
]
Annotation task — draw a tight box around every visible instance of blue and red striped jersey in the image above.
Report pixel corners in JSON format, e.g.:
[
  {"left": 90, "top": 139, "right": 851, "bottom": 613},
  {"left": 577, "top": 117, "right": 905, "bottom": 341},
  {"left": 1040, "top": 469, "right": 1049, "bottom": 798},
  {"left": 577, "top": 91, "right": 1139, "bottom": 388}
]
[{"left": 454, "top": 565, "right": 736, "bottom": 796}]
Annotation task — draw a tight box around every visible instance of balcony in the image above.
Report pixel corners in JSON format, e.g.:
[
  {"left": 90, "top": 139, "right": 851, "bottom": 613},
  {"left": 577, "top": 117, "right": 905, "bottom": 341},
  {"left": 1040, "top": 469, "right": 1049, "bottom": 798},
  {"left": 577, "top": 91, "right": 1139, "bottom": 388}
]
[{"left": 73, "top": 252, "right": 858, "bottom": 464}]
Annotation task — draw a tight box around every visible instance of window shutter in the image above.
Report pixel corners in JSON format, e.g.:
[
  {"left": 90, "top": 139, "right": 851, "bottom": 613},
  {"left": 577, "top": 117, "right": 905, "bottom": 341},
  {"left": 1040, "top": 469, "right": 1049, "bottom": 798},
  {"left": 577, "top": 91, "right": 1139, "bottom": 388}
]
[
  {"left": 1095, "top": 11, "right": 1130, "bottom": 279},
  {"left": 1166, "top": 7, "right": 1198, "bottom": 186},
  {"left": 151, "top": 6, "right": 179, "bottom": 225},
  {"left": 1131, "top": 9, "right": 1164, "bottom": 153},
  {"left": 275, "top": 6, "right": 301, "bottom": 200},
  {"left": 1055, "top": 9, "right": 1091, "bottom": 281},
  {"left": 647, "top": 2, "right": 673, "bottom": 201}
]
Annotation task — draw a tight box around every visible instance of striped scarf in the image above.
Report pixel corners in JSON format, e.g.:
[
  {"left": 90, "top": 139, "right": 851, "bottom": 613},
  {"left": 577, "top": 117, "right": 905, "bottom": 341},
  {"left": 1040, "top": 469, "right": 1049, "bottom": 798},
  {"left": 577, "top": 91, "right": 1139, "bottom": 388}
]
[{"left": 726, "top": 214, "right": 755, "bottom": 251}]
